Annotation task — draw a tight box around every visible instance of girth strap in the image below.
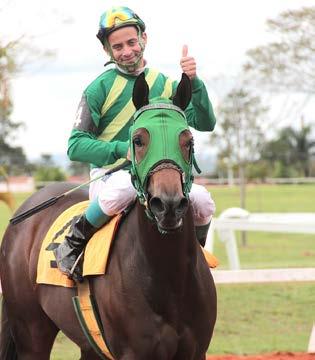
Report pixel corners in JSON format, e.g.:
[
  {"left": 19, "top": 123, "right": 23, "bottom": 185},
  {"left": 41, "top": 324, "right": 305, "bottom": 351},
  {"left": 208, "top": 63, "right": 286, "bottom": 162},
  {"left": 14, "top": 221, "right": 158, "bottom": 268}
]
[{"left": 72, "top": 279, "right": 114, "bottom": 360}]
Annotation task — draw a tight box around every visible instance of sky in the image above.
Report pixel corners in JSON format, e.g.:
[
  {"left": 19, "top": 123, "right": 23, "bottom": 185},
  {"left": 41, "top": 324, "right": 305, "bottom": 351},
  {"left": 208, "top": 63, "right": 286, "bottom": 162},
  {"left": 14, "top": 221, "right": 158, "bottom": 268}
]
[{"left": 2, "top": 0, "right": 315, "bottom": 161}]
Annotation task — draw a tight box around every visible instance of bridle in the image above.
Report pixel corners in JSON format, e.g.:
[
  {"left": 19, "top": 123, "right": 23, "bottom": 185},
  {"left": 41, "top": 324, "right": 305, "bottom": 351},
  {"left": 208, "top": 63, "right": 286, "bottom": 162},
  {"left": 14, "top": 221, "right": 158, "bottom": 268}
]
[{"left": 130, "top": 103, "right": 195, "bottom": 207}]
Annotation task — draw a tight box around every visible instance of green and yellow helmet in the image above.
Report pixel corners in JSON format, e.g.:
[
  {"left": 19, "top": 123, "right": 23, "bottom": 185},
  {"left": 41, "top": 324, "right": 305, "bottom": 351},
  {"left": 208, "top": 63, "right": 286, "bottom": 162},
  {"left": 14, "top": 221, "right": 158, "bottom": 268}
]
[{"left": 96, "top": 6, "right": 145, "bottom": 45}]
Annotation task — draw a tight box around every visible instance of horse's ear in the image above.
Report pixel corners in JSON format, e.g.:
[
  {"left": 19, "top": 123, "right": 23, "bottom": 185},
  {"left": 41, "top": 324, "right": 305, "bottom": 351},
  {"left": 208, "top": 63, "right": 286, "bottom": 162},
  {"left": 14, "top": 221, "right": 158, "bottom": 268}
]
[
  {"left": 172, "top": 73, "right": 192, "bottom": 111},
  {"left": 132, "top": 72, "right": 149, "bottom": 110}
]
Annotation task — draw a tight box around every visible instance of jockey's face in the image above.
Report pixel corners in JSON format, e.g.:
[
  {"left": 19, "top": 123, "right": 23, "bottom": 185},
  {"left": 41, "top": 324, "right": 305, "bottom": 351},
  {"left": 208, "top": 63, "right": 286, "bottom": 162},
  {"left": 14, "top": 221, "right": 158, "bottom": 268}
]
[{"left": 106, "top": 26, "right": 147, "bottom": 69}]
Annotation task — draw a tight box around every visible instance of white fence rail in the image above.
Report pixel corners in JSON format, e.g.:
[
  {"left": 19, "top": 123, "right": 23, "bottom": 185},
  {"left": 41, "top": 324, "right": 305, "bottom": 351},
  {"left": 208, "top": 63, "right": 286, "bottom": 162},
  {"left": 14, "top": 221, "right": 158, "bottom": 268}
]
[
  {"left": 206, "top": 208, "right": 315, "bottom": 271},
  {"left": 212, "top": 268, "right": 315, "bottom": 284}
]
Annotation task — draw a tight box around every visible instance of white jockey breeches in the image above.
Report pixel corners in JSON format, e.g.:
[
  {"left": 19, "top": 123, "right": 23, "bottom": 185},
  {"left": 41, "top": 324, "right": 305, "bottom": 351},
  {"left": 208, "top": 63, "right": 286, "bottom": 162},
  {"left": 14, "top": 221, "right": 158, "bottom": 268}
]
[{"left": 89, "top": 169, "right": 215, "bottom": 226}]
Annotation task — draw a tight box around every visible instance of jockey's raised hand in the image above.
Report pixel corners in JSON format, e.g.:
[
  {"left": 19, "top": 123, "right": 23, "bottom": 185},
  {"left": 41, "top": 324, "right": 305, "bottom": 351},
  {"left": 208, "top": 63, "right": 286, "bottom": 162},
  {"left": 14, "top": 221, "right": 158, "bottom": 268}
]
[{"left": 180, "top": 45, "right": 197, "bottom": 80}]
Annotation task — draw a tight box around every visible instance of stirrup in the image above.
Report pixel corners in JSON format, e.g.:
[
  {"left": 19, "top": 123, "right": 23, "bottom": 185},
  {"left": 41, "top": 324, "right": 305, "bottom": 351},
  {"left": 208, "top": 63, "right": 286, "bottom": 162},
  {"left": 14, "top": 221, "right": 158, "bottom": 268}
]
[{"left": 69, "top": 251, "right": 84, "bottom": 277}]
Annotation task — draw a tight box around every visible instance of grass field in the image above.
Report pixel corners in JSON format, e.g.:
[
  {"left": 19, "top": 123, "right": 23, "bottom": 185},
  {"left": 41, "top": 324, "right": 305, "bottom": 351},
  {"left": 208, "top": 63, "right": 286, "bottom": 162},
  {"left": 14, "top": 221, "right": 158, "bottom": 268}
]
[
  {"left": 210, "top": 282, "right": 315, "bottom": 355},
  {"left": 0, "top": 184, "right": 314, "bottom": 357},
  {"left": 209, "top": 184, "right": 315, "bottom": 270}
]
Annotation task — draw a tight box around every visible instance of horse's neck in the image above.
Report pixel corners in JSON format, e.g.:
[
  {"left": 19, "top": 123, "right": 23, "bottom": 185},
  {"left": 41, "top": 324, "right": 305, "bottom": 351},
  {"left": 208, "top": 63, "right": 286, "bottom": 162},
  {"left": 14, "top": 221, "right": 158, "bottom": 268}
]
[{"left": 134, "top": 202, "right": 197, "bottom": 284}]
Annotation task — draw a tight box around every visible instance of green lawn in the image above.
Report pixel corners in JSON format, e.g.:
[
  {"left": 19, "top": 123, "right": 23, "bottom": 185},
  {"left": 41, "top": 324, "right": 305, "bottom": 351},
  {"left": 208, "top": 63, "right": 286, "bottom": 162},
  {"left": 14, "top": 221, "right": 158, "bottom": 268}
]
[
  {"left": 209, "top": 184, "right": 315, "bottom": 269},
  {"left": 209, "top": 282, "right": 315, "bottom": 355},
  {"left": 0, "top": 192, "right": 26, "bottom": 234},
  {"left": 208, "top": 183, "right": 315, "bottom": 213},
  {"left": 0, "top": 184, "right": 314, "bottom": 357}
]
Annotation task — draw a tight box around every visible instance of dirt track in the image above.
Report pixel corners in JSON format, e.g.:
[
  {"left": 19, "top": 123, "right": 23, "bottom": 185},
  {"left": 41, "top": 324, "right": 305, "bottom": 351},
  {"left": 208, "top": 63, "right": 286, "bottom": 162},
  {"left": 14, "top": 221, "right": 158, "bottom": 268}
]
[{"left": 207, "top": 352, "right": 315, "bottom": 360}]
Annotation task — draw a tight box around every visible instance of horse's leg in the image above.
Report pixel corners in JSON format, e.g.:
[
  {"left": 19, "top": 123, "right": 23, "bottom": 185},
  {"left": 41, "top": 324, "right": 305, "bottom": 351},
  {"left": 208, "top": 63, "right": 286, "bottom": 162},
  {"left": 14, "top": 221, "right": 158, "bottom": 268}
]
[
  {"left": 0, "top": 299, "right": 18, "bottom": 360},
  {"left": 9, "top": 306, "right": 59, "bottom": 360},
  {"left": 80, "top": 349, "right": 110, "bottom": 360},
  {"left": 1, "top": 258, "right": 59, "bottom": 359}
]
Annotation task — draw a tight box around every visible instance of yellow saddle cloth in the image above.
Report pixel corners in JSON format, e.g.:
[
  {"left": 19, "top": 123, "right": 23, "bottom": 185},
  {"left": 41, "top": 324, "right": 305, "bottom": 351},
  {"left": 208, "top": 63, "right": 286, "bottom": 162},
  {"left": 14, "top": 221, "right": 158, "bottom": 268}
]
[
  {"left": 36, "top": 201, "right": 218, "bottom": 288},
  {"left": 37, "top": 201, "right": 121, "bottom": 288}
]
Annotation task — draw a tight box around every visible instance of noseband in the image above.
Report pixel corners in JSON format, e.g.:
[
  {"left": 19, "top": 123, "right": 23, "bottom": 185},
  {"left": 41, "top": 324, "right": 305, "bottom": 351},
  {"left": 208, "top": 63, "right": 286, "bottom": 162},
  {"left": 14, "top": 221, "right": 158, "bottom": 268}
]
[{"left": 148, "top": 162, "right": 183, "bottom": 177}]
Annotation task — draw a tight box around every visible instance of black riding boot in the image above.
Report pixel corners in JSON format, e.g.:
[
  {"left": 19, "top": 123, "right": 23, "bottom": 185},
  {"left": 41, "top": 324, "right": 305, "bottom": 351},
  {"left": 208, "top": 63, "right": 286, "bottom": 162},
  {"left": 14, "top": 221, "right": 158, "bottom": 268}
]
[
  {"left": 195, "top": 221, "right": 211, "bottom": 247},
  {"left": 53, "top": 214, "right": 98, "bottom": 282}
]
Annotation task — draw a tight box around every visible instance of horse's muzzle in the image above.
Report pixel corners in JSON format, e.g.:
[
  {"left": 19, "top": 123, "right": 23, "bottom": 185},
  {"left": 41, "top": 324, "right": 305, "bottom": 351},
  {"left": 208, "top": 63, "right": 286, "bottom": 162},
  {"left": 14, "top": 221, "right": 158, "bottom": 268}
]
[{"left": 149, "top": 195, "right": 189, "bottom": 231}]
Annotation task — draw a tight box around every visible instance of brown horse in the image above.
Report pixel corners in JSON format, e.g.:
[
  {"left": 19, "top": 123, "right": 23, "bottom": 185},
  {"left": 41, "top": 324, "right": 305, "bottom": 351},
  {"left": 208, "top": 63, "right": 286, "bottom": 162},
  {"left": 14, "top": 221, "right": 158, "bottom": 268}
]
[{"left": 0, "top": 73, "right": 216, "bottom": 360}]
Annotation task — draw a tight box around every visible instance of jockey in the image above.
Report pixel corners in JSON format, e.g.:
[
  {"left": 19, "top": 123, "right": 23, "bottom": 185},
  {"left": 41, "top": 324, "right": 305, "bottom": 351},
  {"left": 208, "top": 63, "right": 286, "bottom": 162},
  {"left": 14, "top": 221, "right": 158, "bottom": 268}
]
[{"left": 54, "top": 6, "right": 217, "bottom": 281}]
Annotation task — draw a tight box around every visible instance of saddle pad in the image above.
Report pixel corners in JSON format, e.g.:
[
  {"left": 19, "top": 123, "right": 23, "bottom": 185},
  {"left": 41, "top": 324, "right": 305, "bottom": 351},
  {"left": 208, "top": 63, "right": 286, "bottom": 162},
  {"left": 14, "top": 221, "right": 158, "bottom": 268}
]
[
  {"left": 202, "top": 248, "right": 219, "bottom": 268},
  {"left": 36, "top": 201, "right": 121, "bottom": 288}
]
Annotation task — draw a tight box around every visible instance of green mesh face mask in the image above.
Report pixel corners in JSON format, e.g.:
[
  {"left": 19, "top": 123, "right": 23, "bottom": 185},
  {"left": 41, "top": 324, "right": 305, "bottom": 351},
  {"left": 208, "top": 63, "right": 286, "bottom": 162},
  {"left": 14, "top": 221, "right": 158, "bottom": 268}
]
[{"left": 130, "top": 101, "right": 194, "bottom": 203}]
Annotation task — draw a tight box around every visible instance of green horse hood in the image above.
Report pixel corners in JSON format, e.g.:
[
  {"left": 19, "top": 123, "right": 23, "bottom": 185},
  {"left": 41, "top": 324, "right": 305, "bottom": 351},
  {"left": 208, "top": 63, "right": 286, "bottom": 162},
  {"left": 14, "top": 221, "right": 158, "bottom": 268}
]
[{"left": 130, "top": 73, "right": 194, "bottom": 202}]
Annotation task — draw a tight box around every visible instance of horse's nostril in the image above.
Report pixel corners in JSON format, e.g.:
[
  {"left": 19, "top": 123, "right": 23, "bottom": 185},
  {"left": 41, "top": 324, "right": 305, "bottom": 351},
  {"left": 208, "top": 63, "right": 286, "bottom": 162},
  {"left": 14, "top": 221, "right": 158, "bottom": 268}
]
[
  {"left": 149, "top": 197, "right": 165, "bottom": 214},
  {"left": 176, "top": 197, "right": 189, "bottom": 215}
]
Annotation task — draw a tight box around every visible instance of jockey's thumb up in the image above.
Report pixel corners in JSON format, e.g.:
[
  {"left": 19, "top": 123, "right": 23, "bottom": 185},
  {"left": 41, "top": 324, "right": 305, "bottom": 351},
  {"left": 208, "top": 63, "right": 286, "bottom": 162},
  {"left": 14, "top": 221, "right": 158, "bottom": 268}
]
[
  {"left": 182, "top": 44, "right": 188, "bottom": 58},
  {"left": 180, "top": 44, "right": 196, "bottom": 80}
]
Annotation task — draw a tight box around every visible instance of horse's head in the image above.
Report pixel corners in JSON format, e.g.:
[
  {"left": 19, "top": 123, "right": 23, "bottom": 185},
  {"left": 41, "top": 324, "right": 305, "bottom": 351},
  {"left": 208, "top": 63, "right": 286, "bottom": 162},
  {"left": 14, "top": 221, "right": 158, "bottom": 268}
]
[{"left": 130, "top": 72, "right": 194, "bottom": 232}]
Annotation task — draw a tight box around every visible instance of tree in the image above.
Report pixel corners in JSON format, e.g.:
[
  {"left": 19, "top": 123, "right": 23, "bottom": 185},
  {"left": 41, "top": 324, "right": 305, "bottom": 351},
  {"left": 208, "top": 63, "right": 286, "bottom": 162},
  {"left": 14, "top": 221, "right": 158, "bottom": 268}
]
[
  {"left": 289, "top": 125, "right": 315, "bottom": 176},
  {"left": 0, "top": 39, "right": 29, "bottom": 172},
  {"left": 214, "top": 88, "right": 269, "bottom": 209},
  {"left": 68, "top": 161, "right": 90, "bottom": 177},
  {"left": 0, "top": 3, "right": 65, "bottom": 174},
  {"left": 261, "top": 123, "right": 315, "bottom": 177},
  {"left": 244, "top": 6, "right": 315, "bottom": 94},
  {"left": 34, "top": 154, "right": 66, "bottom": 182}
]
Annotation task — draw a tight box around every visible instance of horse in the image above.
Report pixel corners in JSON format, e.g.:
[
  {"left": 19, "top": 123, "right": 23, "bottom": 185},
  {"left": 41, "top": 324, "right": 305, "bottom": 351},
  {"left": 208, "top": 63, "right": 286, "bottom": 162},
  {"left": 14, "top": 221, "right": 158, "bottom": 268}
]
[{"left": 0, "top": 73, "right": 217, "bottom": 360}]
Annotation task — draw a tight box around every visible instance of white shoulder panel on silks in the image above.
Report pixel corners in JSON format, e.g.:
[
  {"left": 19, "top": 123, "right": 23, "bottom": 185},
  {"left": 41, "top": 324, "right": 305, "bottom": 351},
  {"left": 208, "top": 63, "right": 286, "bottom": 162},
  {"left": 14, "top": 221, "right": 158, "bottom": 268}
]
[
  {"left": 89, "top": 169, "right": 136, "bottom": 216},
  {"left": 189, "top": 184, "right": 216, "bottom": 226}
]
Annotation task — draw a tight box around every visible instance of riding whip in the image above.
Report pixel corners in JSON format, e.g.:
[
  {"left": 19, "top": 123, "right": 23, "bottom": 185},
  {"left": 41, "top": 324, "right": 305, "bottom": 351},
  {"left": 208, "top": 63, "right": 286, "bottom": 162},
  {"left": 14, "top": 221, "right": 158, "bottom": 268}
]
[{"left": 9, "top": 160, "right": 131, "bottom": 225}]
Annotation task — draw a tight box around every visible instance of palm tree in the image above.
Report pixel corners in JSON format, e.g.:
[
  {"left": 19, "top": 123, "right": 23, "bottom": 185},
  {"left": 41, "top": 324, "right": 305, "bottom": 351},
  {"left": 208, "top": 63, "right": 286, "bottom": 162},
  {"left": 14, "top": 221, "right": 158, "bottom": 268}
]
[
  {"left": 262, "top": 123, "right": 315, "bottom": 177},
  {"left": 286, "top": 125, "right": 315, "bottom": 177}
]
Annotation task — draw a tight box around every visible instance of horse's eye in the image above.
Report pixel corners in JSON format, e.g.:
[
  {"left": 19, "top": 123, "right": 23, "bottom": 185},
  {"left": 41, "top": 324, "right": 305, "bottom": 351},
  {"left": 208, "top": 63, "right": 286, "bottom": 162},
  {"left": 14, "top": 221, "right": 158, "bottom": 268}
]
[
  {"left": 186, "top": 139, "right": 194, "bottom": 149},
  {"left": 133, "top": 137, "right": 143, "bottom": 147}
]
